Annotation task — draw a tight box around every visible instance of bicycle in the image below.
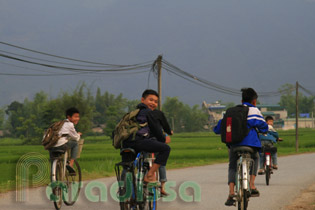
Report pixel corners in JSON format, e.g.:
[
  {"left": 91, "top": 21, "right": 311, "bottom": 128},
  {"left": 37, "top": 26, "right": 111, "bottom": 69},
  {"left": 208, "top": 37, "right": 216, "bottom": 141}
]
[
  {"left": 49, "top": 146, "right": 82, "bottom": 210},
  {"left": 233, "top": 146, "right": 255, "bottom": 210},
  {"left": 261, "top": 141, "right": 280, "bottom": 186},
  {"left": 115, "top": 148, "right": 159, "bottom": 210}
]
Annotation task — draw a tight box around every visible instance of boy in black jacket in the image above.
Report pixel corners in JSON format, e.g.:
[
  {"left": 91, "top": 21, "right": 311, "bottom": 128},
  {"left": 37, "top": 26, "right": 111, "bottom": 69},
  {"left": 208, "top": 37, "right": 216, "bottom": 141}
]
[{"left": 123, "top": 89, "right": 171, "bottom": 183}]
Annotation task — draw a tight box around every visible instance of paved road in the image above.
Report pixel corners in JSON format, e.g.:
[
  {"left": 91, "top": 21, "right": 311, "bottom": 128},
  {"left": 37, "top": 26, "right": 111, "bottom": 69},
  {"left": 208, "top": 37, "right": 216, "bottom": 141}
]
[{"left": 1, "top": 153, "right": 315, "bottom": 210}]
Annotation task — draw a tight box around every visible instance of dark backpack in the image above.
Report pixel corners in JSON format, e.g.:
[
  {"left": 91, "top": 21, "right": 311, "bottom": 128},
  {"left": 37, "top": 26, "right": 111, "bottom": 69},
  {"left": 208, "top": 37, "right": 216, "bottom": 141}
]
[
  {"left": 220, "top": 105, "right": 249, "bottom": 145},
  {"left": 42, "top": 120, "right": 66, "bottom": 150}
]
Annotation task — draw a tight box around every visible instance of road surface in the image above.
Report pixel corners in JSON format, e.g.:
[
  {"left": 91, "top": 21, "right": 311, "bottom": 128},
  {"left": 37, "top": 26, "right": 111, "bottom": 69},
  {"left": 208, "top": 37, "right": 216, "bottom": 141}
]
[{"left": 1, "top": 153, "right": 315, "bottom": 210}]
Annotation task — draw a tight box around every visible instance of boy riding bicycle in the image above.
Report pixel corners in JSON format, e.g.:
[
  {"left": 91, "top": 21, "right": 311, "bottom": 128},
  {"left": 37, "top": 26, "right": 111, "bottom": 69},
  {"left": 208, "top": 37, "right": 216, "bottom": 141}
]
[
  {"left": 51, "top": 107, "right": 82, "bottom": 175},
  {"left": 258, "top": 116, "right": 282, "bottom": 174},
  {"left": 122, "top": 89, "right": 171, "bottom": 184},
  {"left": 213, "top": 88, "right": 268, "bottom": 206}
]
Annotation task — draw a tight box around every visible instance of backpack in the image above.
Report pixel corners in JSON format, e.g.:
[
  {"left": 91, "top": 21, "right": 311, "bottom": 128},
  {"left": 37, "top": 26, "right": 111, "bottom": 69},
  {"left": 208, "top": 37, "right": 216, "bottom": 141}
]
[
  {"left": 42, "top": 120, "right": 66, "bottom": 150},
  {"left": 112, "top": 109, "right": 147, "bottom": 149},
  {"left": 220, "top": 105, "right": 249, "bottom": 145}
]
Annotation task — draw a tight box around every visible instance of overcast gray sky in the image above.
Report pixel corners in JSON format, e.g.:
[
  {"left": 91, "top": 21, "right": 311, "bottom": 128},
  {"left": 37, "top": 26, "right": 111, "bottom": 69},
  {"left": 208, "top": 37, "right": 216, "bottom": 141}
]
[{"left": 1, "top": 0, "right": 315, "bottom": 107}]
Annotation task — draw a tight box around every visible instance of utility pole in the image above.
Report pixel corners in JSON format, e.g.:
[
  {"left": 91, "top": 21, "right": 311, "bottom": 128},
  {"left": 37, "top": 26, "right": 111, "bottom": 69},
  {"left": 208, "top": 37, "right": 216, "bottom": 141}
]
[
  {"left": 157, "top": 55, "right": 163, "bottom": 110},
  {"left": 296, "top": 81, "right": 299, "bottom": 152}
]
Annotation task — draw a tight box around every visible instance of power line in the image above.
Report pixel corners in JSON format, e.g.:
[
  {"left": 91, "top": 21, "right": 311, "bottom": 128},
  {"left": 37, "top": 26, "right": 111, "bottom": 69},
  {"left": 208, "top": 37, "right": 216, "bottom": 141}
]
[
  {"left": 0, "top": 52, "right": 151, "bottom": 73},
  {"left": 0, "top": 41, "right": 153, "bottom": 67},
  {"left": 0, "top": 49, "right": 152, "bottom": 68},
  {"left": 0, "top": 60, "right": 149, "bottom": 77},
  {"left": 157, "top": 59, "right": 293, "bottom": 97},
  {"left": 298, "top": 84, "right": 315, "bottom": 97}
]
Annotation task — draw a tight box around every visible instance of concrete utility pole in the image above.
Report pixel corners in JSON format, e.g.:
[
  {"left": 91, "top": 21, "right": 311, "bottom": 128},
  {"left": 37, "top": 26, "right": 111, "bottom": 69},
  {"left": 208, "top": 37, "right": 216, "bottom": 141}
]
[
  {"left": 157, "top": 55, "right": 163, "bottom": 110},
  {"left": 296, "top": 81, "right": 299, "bottom": 152}
]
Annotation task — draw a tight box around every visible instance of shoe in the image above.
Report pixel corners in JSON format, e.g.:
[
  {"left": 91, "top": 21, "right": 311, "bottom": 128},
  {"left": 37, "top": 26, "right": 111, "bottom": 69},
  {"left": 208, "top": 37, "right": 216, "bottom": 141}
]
[
  {"left": 250, "top": 188, "right": 260, "bottom": 197},
  {"left": 160, "top": 190, "right": 170, "bottom": 197},
  {"left": 225, "top": 195, "right": 235, "bottom": 206},
  {"left": 258, "top": 169, "right": 265, "bottom": 175},
  {"left": 273, "top": 165, "right": 278, "bottom": 170},
  {"left": 66, "top": 165, "right": 76, "bottom": 176}
]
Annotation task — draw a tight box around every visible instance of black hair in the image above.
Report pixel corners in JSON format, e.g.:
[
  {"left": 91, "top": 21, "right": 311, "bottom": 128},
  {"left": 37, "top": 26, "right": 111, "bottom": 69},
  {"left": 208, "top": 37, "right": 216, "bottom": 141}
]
[
  {"left": 66, "top": 107, "right": 80, "bottom": 117},
  {"left": 142, "top": 89, "right": 159, "bottom": 99},
  {"left": 265, "top": 116, "right": 274, "bottom": 122},
  {"left": 241, "top": 88, "right": 258, "bottom": 103}
]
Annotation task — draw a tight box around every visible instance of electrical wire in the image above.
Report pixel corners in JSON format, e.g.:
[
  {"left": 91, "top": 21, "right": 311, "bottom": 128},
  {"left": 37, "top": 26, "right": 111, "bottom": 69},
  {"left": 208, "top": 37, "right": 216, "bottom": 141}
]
[
  {"left": 157, "top": 59, "right": 295, "bottom": 97},
  {"left": 0, "top": 41, "right": 153, "bottom": 67},
  {"left": 0, "top": 52, "right": 151, "bottom": 73}
]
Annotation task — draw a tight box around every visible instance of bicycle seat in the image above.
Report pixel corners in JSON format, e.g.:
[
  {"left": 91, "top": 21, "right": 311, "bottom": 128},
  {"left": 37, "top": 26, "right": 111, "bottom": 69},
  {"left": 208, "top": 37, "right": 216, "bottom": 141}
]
[
  {"left": 233, "top": 146, "right": 254, "bottom": 154},
  {"left": 120, "top": 148, "right": 136, "bottom": 156},
  {"left": 262, "top": 146, "right": 277, "bottom": 153},
  {"left": 50, "top": 147, "right": 66, "bottom": 154}
]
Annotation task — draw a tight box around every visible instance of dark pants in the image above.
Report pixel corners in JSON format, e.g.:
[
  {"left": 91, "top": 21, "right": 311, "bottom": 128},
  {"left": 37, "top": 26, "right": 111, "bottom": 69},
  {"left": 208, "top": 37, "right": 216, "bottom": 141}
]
[
  {"left": 228, "top": 146, "right": 259, "bottom": 185},
  {"left": 123, "top": 138, "right": 171, "bottom": 166}
]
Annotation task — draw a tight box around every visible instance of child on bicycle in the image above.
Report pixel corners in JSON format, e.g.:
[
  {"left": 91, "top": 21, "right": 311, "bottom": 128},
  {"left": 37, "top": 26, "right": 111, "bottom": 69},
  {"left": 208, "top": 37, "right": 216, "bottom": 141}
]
[
  {"left": 52, "top": 107, "right": 82, "bottom": 174},
  {"left": 258, "top": 116, "right": 282, "bottom": 174},
  {"left": 213, "top": 88, "right": 268, "bottom": 206},
  {"left": 122, "top": 89, "right": 171, "bottom": 183},
  {"left": 150, "top": 109, "right": 173, "bottom": 196}
]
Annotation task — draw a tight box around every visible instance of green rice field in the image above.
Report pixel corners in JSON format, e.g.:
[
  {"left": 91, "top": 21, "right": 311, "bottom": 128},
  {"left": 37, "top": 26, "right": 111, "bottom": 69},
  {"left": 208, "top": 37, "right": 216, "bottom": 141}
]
[{"left": 0, "top": 129, "right": 315, "bottom": 193}]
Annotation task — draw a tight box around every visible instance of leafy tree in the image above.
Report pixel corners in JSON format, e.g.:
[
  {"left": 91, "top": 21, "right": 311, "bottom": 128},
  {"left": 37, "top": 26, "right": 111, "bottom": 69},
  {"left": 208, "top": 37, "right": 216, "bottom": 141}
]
[
  {"left": 94, "top": 88, "right": 128, "bottom": 126},
  {"left": 279, "top": 84, "right": 315, "bottom": 116},
  {"left": 126, "top": 99, "right": 140, "bottom": 112},
  {"left": 163, "top": 97, "right": 208, "bottom": 132},
  {"left": 0, "top": 108, "right": 4, "bottom": 130},
  {"left": 5, "top": 101, "right": 24, "bottom": 137}
]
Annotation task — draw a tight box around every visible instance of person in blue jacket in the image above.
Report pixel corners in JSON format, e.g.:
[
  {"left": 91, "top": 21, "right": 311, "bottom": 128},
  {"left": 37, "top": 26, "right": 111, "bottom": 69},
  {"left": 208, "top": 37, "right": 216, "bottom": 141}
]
[
  {"left": 213, "top": 88, "right": 268, "bottom": 206},
  {"left": 258, "top": 116, "right": 282, "bottom": 174}
]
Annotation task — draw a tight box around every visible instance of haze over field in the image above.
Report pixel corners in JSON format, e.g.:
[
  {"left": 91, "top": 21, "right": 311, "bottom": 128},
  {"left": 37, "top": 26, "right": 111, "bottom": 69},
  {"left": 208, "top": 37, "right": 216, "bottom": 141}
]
[{"left": 1, "top": 0, "right": 315, "bottom": 106}]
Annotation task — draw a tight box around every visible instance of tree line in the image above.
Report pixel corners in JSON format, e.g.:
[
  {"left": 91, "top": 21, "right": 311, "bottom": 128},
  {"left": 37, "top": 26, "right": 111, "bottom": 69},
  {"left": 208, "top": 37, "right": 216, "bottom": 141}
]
[
  {"left": 0, "top": 83, "right": 208, "bottom": 144},
  {"left": 0, "top": 83, "right": 313, "bottom": 145}
]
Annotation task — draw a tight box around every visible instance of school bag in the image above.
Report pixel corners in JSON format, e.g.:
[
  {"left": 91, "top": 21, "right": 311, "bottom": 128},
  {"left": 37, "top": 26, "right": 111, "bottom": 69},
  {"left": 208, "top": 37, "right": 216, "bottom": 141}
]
[
  {"left": 112, "top": 109, "right": 147, "bottom": 149},
  {"left": 220, "top": 105, "right": 249, "bottom": 145},
  {"left": 42, "top": 120, "right": 66, "bottom": 150}
]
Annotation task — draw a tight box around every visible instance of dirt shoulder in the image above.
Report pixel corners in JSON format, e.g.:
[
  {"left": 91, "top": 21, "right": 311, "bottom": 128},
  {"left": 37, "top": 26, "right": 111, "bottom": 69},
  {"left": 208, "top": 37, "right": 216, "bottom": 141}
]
[{"left": 286, "top": 182, "right": 315, "bottom": 210}]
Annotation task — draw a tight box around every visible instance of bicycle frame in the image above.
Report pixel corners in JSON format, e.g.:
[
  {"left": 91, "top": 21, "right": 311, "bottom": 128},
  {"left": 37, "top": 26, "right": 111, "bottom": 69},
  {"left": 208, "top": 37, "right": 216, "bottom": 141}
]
[
  {"left": 236, "top": 154, "right": 251, "bottom": 193},
  {"left": 265, "top": 152, "right": 271, "bottom": 167}
]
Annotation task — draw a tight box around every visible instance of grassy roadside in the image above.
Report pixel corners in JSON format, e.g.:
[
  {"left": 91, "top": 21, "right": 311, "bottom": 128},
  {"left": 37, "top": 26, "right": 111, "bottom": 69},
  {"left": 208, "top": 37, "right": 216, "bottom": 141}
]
[{"left": 0, "top": 129, "right": 315, "bottom": 193}]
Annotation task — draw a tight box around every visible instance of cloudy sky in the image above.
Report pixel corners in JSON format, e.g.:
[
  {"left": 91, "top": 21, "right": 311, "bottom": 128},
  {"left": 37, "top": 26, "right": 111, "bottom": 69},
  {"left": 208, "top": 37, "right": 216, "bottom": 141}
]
[{"left": 1, "top": 0, "right": 315, "bottom": 107}]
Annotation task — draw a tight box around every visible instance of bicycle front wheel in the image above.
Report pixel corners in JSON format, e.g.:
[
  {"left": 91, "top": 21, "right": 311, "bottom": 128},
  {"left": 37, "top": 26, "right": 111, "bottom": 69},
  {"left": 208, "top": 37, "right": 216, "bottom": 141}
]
[
  {"left": 51, "top": 160, "right": 63, "bottom": 210},
  {"left": 64, "top": 160, "right": 82, "bottom": 206},
  {"left": 148, "top": 186, "right": 158, "bottom": 210}
]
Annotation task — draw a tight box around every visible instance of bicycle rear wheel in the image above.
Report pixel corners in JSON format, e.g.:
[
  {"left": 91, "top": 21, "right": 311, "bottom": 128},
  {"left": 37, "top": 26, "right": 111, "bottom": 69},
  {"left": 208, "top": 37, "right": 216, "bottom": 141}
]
[
  {"left": 51, "top": 160, "right": 63, "bottom": 210},
  {"left": 238, "top": 189, "right": 249, "bottom": 210},
  {"left": 265, "top": 166, "right": 270, "bottom": 186},
  {"left": 237, "top": 159, "right": 250, "bottom": 210},
  {"left": 64, "top": 160, "right": 82, "bottom": 206},
  {"left": 120, "top": 170, "right": 136, "bottom": 210}
]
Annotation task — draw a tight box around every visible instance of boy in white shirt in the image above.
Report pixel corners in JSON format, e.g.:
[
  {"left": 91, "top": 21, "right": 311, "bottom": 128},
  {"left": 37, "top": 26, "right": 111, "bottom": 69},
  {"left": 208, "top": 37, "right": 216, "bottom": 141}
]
[{"left": 53, "top": 107, "right": 82, "bottom": 174}]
